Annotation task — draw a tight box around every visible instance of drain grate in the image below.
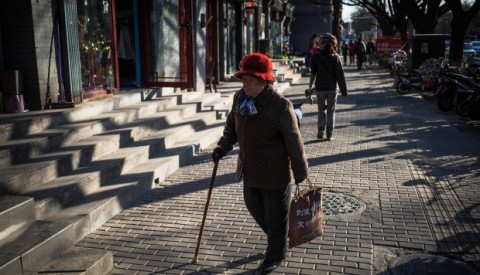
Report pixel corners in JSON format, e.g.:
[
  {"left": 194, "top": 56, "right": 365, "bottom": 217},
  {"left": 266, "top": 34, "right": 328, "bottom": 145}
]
[
  {"left": 322, "top": 192, "right": 365, "bottom": 216},
  {"left": 467, "top": 203, "right": 480, "bottom": 221},
  {"left": 389, "top": 254, "right": 477, "bottom": 275}
]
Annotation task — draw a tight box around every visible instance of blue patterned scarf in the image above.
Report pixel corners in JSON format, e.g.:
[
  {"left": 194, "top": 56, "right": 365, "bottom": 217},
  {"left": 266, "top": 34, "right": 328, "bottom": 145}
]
[{"left": 236, "top": 91, "right": 258, "bottom": 115}]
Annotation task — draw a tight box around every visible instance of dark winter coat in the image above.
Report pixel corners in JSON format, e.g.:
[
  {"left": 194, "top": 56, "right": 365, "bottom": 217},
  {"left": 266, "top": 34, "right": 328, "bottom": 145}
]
[
  {"left": 341, "top": 44, "right": 349, "bottom": 55},
  {"left": 367, "top": 41, "right": 376, "bottom": 54},
  {"left": 311, "top": 52, "right": 348, "bottom": 95},
  {"left": 215, "top": 85, "right": 309, "bottom": 189},
  {"left": 348, "top": 43, "right": 356, "bottom": 55}
]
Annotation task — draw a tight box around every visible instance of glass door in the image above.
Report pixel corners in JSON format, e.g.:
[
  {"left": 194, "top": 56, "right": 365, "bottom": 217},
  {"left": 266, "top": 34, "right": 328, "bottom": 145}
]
[
  {"left": 244, "top": 7, "right": 258, "bottom": 55},
  {"left": 224, "top": 2, "right": 239, "bottom": 74},
  {"left": 206, "top": 0, "right": 218, "bottom": 85},
  {"left": 139, "top": 0, "right": 193, "bottom": 88}
]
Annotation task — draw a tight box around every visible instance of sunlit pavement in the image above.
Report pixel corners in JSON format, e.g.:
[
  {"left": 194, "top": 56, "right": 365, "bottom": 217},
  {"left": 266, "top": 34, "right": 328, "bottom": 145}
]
[{"left": 78, "top": 65, "right": 480, "bottom": 274}]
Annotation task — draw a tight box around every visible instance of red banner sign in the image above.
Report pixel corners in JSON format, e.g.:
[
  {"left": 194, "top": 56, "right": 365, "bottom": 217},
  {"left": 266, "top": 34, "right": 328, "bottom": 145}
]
[{"left": 375, "top": 36, "right": 404, "bottom": 58}]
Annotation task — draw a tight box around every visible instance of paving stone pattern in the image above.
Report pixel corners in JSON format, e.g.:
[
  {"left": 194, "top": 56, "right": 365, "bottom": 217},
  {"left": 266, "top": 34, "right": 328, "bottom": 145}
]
[{"left": 77, "top": 67, "right": 480, "bottom": 274}]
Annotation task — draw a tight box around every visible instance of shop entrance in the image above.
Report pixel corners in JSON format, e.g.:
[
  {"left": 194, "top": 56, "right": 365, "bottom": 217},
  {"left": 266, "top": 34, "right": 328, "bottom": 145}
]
[
  {"left": 223, "top": 1, "right": 242, "bottom": 75},
  {"left": 114, "top": 0, "right": 139, "bottom": 88},
  {"left": 139, "top": 0, "right": 194, "bottom": 89},
  {"left": 244, "top": 5, "right": 259, "bottom": 55},
  {"left": 206, "top": 0, "right": 218, "bottom": 88}
]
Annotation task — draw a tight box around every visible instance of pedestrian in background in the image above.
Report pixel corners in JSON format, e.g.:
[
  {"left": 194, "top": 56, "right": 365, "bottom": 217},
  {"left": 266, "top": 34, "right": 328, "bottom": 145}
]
[
  {"left": 356, "top": 37, "right": 366, "bottom": 70},
  {"left": 341, "top": 41, "right": 349, "bottom": 66},
  {"left": 309, "top": 33, "right": 348, "bottom": 141},
  {"left": 211, "top": 53, "right": 309, "bottom": 274},
  {"left": 348, "top": 40, "right": 356, "bottom": 66},
  {"left": 366, "top": 39, "right": 376, "bottom": 67}
]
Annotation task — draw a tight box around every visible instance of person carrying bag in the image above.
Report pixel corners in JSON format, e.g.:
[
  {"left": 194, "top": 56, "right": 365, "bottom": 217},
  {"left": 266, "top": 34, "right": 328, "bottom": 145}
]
[{"left": 211, "top": 53, "right": 309, "bottom": 275}]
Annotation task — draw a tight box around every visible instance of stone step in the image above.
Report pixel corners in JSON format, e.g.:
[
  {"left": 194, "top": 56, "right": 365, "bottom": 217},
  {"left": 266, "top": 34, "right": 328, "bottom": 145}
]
[
  {"left": 46, "top": 125, "right": 224, "bottom": 242},
  {"left": 175, "top": 92, "right": 222, "bottom": 105},
  {"left": 0, "top": 253, "right": 21, "bottom": 275},
  {"left": 0, "top": 102, "right": 207, "bottom": 194},
  {"left": 164, "top": 92, "right": 233, "bottom": 118},
  {"left": 0, "top": 89, "right": 234, "bottom": 275},
  {"left": 0, "top": 196, "right": 34, "bottom": 240},
  {"left": 0, "top": 97, "right": 178, "bottom": 168},
  {"left": 0, "top": 220, "right": 73, "bottom": 274},
  {"left": 285, "top": 72, "right": 303, "bottom": 84},
  {"left": 0, "top": 89, "right": 153, "bottom": 144},
  {"left": 38, "top": 247, "right": 113, "bottom": 275},
  {"left": 152, "top": 89, "right": 207, "bottom": 100},
  {"left": 29, "top": 111, "right": 218, "bottom": 220},
  {"left": 274, "top": 82, "right": 291, "bottom": 95},
  {"left": 199, "top": 93, "right": 235, "bottom": 118}
]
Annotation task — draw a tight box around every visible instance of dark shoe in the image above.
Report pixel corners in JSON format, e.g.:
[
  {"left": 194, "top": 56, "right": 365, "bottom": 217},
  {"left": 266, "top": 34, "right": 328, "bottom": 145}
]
[
  {"left": 257, "top": 258, "right": 282, "bottom": 275},
  {"left": 317, "top": 131, "right": 324, "bottom": 139},
  {"left": 326, "top": 132, "right": 333, "bottom": 141}
]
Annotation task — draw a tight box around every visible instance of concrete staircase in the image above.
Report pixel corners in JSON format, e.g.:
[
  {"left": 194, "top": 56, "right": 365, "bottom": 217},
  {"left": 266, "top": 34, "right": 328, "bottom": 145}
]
[
  {"left": 0, "top": 61, "right": 300, "bottom": 275},
  {"left": 272, "top": 58, "right": 303, "bottom": 85}
]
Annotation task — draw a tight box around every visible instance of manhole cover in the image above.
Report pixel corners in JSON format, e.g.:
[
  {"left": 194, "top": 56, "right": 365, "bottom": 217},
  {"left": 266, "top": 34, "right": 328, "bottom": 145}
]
[
  {"left": 389, "top": 254, "right": 477, "bottom": 275},
  {"left": 467, "top": 204, "right": 480, "bottom": 221},
  {"left": 322, "top": 192, "right": 365, "bottom": 216}
]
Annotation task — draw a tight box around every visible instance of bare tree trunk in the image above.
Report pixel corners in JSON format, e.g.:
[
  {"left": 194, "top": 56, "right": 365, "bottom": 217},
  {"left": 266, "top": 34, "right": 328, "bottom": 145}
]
[
  {"left": 445, "top": 0, "right": 480, "bottom": 65},
  {"left": 448, "top": 17, "right": 468, "bottom": 66},
  {"left": 331, "top": 0, "right": 341, "bottom": 38},
  {"left": 401, "top": 0, "right": 446, "bottom": 34}
]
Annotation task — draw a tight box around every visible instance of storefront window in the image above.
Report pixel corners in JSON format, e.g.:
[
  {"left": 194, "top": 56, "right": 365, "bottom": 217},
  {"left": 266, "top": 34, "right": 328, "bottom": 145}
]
[
  {"left": 225, "top": 3, "right": 238, "bottom": 74},
  {"left": 270, "top": 22, "right": 282, "bottom": 58},
  {"left": 77, "top": 0, "right": 114, "bottom": 92},
  {"left": 245, "top": 9, "right": 256, "bottom": 54}
]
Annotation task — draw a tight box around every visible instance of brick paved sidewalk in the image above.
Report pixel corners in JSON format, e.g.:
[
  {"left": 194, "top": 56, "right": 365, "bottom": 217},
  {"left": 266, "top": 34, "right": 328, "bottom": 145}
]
[{"left": 78, "top": 66, "right": 480, "bottom": 274}]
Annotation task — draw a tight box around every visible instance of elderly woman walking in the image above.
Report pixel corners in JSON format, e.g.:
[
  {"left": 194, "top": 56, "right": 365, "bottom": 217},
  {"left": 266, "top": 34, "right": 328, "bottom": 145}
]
[{"left": 211, "top": 53, "right": 309, "bottom": 274}]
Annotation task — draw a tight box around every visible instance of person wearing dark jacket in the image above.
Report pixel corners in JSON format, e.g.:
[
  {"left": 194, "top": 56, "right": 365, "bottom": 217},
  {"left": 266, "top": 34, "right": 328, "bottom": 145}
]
[
  {"left": 355, "top": 37, "right": 366, "bottom": 70},
  {"left": 341, "top": 41, "right": 349, "bottom": 66},
  {"left": 348, "top": 40, "right": 356, "bottom": 65},
  {"left": 366, "top": 39, "right": 376, "bottom": 66},
  {"left": 309, "top": 33, "right": 348, "bottom": 141},
  {"left": 211, "top": 53, "right": 309, "bottom": 274}
]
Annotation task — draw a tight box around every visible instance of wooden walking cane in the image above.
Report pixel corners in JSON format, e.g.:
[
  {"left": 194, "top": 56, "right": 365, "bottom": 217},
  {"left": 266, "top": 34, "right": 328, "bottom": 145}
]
[{"left": 191, "top": 160, "right": 219, "bottom": 264}]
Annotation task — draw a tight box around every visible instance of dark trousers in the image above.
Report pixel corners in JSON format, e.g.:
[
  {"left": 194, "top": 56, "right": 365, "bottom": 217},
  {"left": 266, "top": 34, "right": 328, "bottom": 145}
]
[
  {"left": 357, "top": 53, "right": 365, "bottom": 69},
  {"left": 349, "top": 54, "right": 355, "bottom": 65},
  {"left": 244, "top": 185, "right": 292, "bottom": 261}
]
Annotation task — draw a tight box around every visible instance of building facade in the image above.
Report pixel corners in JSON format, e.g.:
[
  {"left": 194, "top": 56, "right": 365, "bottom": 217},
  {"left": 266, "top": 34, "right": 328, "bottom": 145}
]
[
  {"left": 289, "top": 0, "right": 333, "bottom": 55},
  {"left": 0, "top": 0, "right": 296, "bottom": 112}
]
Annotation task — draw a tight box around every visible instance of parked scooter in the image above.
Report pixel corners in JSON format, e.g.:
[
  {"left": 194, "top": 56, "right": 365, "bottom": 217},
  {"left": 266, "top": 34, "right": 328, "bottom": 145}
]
[
  {"left": 394, "top": 69, "right": 425, "bottom": 94},
  {"left": 421, "top": 65, "right": 461, "bottom": 100},
  {"left": 394, "top": 58, "right": 443, "bottom": 95},
  {"left": 388, "top": 50, "right": 408, "bottom": 75},
  {"left": 436, "top": 72, "right": 479, "bottom": 112},
  {"left": 466, "top": 90, "right": 480, "bottom": 120},
  {"left": 455, "top": 78, "right": 480, "bottom": 117}
]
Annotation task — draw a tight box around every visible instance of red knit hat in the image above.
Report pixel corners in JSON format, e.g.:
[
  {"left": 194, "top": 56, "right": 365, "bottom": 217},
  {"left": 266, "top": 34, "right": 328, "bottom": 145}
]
[{"left": 234, "top": 53, "right": 276, "bottom": 82}]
